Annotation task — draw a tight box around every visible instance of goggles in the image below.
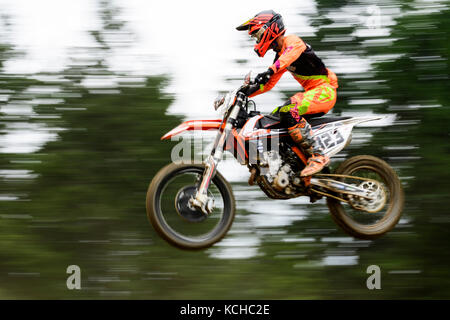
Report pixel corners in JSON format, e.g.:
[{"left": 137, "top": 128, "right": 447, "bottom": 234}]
[{"left": 251, "top": 25, "right": 267, "bottom": 43}]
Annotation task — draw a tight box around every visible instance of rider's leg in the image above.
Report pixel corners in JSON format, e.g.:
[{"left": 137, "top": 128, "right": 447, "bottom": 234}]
[
  {"left": 279, "top": 84, "right": 337, "bottom": 176},
  {"left": 291, "top": 84, "right": 337, "bottom": 116}
]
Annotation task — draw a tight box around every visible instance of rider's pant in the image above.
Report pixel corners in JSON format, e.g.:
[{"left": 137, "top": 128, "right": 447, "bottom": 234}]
[{"left": 273, "top": 83, "right": 337, "bottom": 127}]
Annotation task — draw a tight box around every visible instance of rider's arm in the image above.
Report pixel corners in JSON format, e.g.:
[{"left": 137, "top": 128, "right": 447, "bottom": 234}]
[
  {"left": 248, "top": 36, "right": 306, "bottom": 98},
  {"left": 248, "top": 69, "right": 286, "bottom": 98},
  {"left": 269, "top": 35, "right": 306, "bottom": 73}
]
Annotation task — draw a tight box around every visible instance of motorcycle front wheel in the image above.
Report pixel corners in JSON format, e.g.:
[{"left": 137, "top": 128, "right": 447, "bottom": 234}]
[
  {"left": 327, "top": 155, "right": 404, "bottom": 239},
  {"left": 146, "top": 163, "right": 235, "bottom": 250}
]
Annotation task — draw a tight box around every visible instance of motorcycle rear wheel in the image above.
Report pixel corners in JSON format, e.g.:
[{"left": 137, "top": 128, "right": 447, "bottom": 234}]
[
  {"left": 327, "top": 155, "right": 404, "bottom": 239},
  {"left": 146, "top": 163, "right": 235, "bottom": 250}
]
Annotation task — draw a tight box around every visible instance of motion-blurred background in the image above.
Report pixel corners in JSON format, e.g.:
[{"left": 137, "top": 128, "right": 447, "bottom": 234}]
[{"left": 0, "top": 0, "right": 449, "bottom": 299}]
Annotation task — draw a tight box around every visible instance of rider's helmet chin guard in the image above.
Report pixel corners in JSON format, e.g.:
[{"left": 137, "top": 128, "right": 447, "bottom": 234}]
[{"left": 236, "top": 10, "right": 286, "bottom": 57}]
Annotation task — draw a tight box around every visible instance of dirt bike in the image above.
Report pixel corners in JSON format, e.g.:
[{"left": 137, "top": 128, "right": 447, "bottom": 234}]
[{"left": 146, "top": 72, "right": 404, "bottom": 250}]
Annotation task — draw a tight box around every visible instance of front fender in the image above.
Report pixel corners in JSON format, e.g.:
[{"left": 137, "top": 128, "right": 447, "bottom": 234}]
[{"left": 161, "top": 119, "right": 224, "bottom": 140}]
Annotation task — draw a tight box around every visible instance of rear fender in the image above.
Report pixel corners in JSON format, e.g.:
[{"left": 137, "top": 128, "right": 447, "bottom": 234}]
[
  {"left": 161, "top": 119, "right": 224, "bottom": 140},
  {"left": 312, "top": 116, "right": 384, "bottom": 157}
]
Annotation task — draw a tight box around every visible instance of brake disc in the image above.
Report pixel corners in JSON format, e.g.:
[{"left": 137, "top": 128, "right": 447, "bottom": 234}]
[
  {"left": 347, "top": 180, "right": 387, "bottom": 213},
  {"left": 174, "top": 185, "right": 209, "bottom": 222}
]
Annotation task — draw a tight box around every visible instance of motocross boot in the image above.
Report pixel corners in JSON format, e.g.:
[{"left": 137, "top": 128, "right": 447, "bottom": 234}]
[{"left": 288, "top": 118, "right": 330, "bottom": 177}]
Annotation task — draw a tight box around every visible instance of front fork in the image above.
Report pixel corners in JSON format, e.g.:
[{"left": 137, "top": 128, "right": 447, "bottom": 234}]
[{"left": 190, "top": 93, "right": 245, "bottom": 214}]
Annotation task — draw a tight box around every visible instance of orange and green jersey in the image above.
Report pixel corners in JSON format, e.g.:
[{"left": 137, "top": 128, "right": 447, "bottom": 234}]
[{"left": 250, "top": 34, "right": 338, "bottom": 97}]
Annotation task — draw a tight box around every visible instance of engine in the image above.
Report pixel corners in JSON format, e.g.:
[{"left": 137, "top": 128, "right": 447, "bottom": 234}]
[{"left": 259, "top": 150, "right": 299, "bottom": 195}]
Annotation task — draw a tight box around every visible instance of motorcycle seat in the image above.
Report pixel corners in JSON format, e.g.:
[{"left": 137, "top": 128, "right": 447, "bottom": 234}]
[
  {"left": 260, "top": 113, "right": 351, "bottom": 128},
  {"left": 308, "top": 116, "right": 352, "bottom": 127}
]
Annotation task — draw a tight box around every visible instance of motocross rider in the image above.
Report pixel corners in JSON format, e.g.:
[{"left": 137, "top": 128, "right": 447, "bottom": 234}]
[{"left": 237, "top": 10, "right": 339, "bottom": 177}]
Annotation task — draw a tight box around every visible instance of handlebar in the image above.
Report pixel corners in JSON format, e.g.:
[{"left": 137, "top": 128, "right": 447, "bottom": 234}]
[{"left": 239, "top": 81, "right": 260, "bottom": 97}]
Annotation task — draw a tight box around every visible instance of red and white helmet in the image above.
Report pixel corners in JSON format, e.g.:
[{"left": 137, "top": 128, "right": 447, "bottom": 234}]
[{"left": 236, "top": 10, "right": 285, "bottom": 57}]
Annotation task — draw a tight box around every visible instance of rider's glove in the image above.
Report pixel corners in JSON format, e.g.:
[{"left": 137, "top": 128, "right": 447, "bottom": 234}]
[
  {"left": 241, "top": 83, "right": 260, "bottom": 96},
  {"left": 255, "top": 68, "right": 274, "bottom": 85}
]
